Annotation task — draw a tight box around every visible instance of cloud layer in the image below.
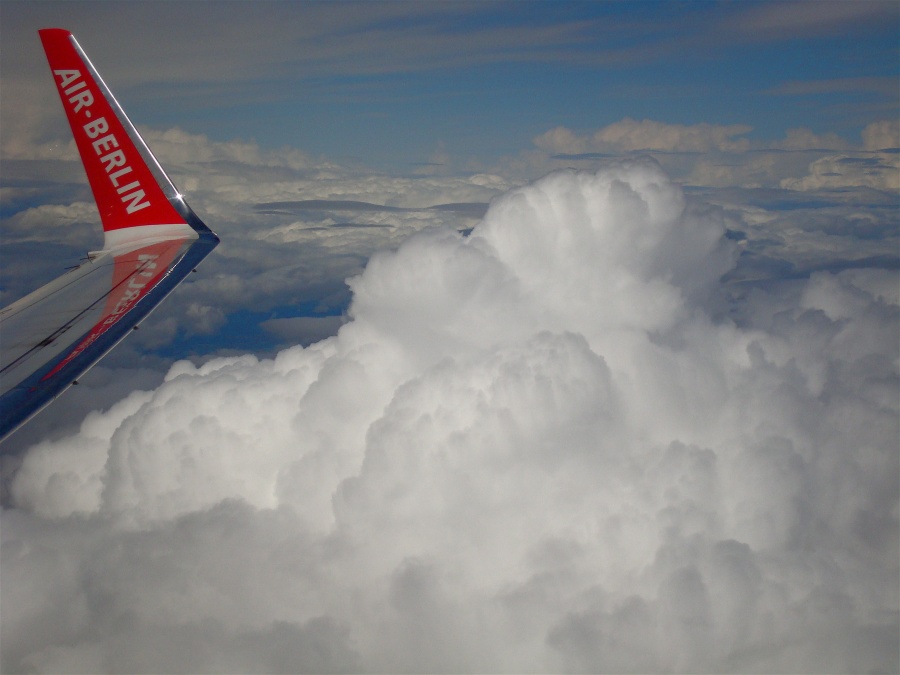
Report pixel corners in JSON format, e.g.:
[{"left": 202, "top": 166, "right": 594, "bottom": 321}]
[
  {"left": 3, "top": 160, "right": 897, "bottom": 673},
  {"left": 530, "top": 119, "right": 899, "bottom": 190}
]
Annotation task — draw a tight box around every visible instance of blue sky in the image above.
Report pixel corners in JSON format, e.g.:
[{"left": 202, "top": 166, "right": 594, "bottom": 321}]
[
  {"left": 2, "top": 1, "right": 897, "bottom": 170},
  {"left": 132, "top": 1, "right": 899, "bottom": 166}
]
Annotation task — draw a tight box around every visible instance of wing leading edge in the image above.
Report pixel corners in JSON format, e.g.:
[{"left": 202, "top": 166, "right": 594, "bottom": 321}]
[{"left": 0, "top": 29, "right": 219, "bottom": 443}]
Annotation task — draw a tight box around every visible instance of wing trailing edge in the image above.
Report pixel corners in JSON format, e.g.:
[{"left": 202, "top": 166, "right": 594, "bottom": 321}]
[{"left": 0, "top": 29, "right": 219, "bottom": 444}]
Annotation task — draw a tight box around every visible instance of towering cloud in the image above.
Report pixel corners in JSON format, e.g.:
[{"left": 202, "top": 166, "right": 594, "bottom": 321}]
[{"left": 3, "top": 160, "right": 897, "bottom": 673}]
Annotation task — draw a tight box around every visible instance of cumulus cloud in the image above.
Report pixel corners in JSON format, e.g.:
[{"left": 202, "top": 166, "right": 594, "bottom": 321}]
[
  {"left": 774, "top": 127, "right": 851, "bottom": 151},
  {"left": 862, "top": 119, "right": 900, "bottom": 151},
  {"left": 3, "top": 160, "right": 897, "bottom": 673},
  {"left": 781, "top": 152, "right": 899, "bottom": 192},
  {"left": 527, "top": 118, "right": 900, "bottom": 192},
  {"left": 771, "top": 120, "right": 899, "bottom": 192},
  {"left": 534, "top": 119, "right": 754, "bottom": 155}
]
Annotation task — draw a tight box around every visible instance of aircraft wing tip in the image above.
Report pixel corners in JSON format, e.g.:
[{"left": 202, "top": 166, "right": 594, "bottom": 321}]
[{"left": 38, "top": 28, "right": 72, "bottom": 38}]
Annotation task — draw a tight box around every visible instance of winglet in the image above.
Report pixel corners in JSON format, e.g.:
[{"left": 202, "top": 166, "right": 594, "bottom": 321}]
[
  {"left": 0, "top": 31, "right": 219, "bottom": 444},
  {"left": 39, "top": 29, "right": 204, "bottom": 249}
]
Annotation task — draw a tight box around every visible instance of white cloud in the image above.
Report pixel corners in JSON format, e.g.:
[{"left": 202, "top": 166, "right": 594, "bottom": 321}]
[
  {"left": 527, "top": 119, "right": 900, "bottom": 191},
  {"left": 3, "top": 160, "right": 897, "bottom": 673},
  {"left": 141, "top": 127, "right": 320, "bottom": 172},
  {"left": 727, "top": 0, "right": 897, "bottom": 40},
  {"left": 862, "top": 119, "right": 900, "bottom": 150},
  {"left": 769, "top": 77, "right": 898, "bottom": 98},
  {"left": 534, "top": 119, "right": 753, "bottom": 154},
  {"left": 2, "top": 202, "right": 99, "bottom": 241},
  {"left": 775, "top": 127, "right": 851, "bottom": 151},
  {"left": 780, "top": 151, "right": 899, "bottom": 191}
]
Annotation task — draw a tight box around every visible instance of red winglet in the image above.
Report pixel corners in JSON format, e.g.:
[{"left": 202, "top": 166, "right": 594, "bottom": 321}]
[{"left": 39, "top": 29, "right": 187, "bottom": 233}]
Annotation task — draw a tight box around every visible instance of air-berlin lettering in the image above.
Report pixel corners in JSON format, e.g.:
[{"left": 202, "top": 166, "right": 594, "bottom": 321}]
[{"left": 53, "top": 69, "right": 150, "bottom": 214}]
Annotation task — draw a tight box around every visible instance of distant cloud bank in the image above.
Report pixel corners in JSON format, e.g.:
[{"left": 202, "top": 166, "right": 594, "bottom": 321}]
[{"left": 531, "top": 118, "right": 899, "bottom": 190}]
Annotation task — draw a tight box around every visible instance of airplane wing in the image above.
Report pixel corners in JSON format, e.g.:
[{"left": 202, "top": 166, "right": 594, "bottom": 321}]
[{"left": 0, "top": 28, "right": 219, "bottom": 443}]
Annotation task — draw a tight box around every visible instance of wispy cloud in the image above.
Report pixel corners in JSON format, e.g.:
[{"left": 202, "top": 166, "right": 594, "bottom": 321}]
[
  {"left": 769, "top": 77, "right": 898, "bottom": 97},
  {"left": 723, "top": 0, "right": 897, "bottom": 40}
]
